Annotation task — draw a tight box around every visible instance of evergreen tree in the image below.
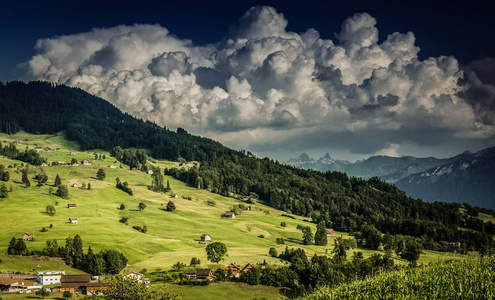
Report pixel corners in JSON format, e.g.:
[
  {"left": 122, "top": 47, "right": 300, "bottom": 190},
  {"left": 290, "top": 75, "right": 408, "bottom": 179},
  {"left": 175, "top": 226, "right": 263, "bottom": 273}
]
[
  {"left": 314, "top": 221, "right": 328, "bottom": 246},
  {"left": 87, "top": 183, "right": 91, "bottom": 190},
  {"left": 7, "top": 237, "right": 17, "bottom": 254},
  {"left": 54, "top": 174, "right": 62, "bottom": 186},
  {"left": 21, "top": 167, "right": 29, "bottom": 185},
  {"left": 166, "top": 180, "right": 171, "bottom": 191},
  {"left": 120, "top": 203, "right": 125, "bottom": 210},
  {"left": 138, "top": 202, "right": 147, "bottom": 211},
  {"left": 96, "top": 168, "right": 106, "bottom": 180}
]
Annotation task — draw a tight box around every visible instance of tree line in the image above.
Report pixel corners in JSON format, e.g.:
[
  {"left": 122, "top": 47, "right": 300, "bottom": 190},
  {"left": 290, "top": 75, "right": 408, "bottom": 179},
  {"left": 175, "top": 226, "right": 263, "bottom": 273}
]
[{"left": 165, "top": 155, "right": 494, "bottom": 252}]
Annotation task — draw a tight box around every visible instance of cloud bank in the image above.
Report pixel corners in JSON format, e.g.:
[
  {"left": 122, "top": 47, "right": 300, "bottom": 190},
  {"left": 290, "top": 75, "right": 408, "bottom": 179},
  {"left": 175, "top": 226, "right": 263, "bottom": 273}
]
[{"left": 21, "top": 6, "right": 495, "bottom": 160}]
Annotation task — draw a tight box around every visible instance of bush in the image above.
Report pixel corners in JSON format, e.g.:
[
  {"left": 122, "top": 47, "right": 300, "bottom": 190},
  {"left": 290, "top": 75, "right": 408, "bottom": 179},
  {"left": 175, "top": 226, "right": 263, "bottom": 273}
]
[
  {"left": 166, "top": 201, "right": 176, "bottom": 211},
  {"left": 258, "top": 235, "right": 265, "bottom": 238},
  {"left": 206, "top": 200, "right": 216, "bottom": 207},
  {"left": 190, "top": 257, "right": 201, "bottom": 265},
  {"left": 269, "top": 247, "right": 278, "bottom": 257},
  {"left": 280, "top": 222, "right": 287, "bottom": 227},
  {"left": 120, "top": 217, "right": 129, "bottom": 225}
]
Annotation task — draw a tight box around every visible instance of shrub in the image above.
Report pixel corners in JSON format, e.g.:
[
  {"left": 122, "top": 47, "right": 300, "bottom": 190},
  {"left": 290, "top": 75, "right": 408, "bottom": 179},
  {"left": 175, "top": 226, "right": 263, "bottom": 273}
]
[{"left": 166, "top": 201, "right": 176, "bottom": 211}]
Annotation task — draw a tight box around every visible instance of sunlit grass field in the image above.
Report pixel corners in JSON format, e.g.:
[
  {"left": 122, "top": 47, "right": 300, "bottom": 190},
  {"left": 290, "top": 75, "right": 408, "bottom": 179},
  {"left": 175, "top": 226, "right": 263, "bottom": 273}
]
[{"left": 0, "top": 131, "right": 472, "bottom": 299}]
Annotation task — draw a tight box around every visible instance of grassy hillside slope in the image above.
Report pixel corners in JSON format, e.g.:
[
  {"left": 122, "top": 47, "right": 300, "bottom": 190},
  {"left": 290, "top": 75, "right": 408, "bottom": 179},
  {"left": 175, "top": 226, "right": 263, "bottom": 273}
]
[{"left": 0, "top": 131, "right": 467, "bottom": 275}]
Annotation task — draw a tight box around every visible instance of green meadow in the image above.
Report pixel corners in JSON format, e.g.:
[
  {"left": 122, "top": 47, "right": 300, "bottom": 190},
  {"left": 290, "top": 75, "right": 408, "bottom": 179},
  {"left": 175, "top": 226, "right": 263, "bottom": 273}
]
[{"left": 0, "top": 131, "right": 470, "bottom": 298}]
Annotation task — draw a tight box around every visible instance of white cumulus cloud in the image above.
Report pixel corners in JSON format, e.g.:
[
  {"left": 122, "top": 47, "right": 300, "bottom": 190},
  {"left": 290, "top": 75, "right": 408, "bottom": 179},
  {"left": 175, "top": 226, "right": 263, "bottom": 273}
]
[{"left": 20, "top": 6, "right": 495, "bottom": 159}]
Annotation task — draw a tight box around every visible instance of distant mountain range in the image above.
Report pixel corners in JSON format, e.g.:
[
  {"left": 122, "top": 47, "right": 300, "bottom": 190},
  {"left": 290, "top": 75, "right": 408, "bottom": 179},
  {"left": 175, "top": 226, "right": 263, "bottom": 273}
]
[
  {"left": 285, "top": 148, "right": 495, "bottom": 209},
  {"left": 396, "top": 147, "right": 495, "bottom": 210},
  {"left": 285, "top": 152, "right": 470, "bottom": 182}
]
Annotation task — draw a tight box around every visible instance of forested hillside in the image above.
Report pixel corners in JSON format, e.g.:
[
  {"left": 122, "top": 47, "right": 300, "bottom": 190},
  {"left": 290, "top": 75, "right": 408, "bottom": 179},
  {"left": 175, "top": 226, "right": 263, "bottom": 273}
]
[
  {"left": 0, "top": 81, "right": 235, "bottom": 161},
  {"left": 1, "top": 81, "right": 494, "bottom": 254}
]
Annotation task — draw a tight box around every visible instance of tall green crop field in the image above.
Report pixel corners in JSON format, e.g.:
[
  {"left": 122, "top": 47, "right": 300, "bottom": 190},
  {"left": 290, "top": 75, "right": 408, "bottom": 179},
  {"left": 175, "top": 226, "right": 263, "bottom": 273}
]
[{"left": 304, "top": 256, "right": 495, "bottom": 299}]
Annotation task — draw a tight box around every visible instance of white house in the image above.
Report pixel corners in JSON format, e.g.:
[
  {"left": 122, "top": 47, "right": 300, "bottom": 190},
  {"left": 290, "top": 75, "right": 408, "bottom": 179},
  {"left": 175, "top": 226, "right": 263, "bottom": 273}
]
[
  {"left": 36, "top": 271, "right": 66, "bottom": 285},
  {"left": 126, "top": 272, "right": 150, "bottom": 287},
  {"left": 69, "top": 218, "right": 78, "bottom": 224}
]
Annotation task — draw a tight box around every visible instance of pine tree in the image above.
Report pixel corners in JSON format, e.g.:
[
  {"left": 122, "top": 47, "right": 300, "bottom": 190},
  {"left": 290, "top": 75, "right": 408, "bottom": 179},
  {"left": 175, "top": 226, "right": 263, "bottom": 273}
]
[
  {"left": 166, "top": 180, "right": 171, "bottom": 191},
  {"left": 314, "top": 221, "right": 328, "bottom": 246},
  {"left": 54, "top": 174, "right": 62, "bottom": 186},
  {"left": 96, "top": 168, "right": 106, "bottom": 180}
]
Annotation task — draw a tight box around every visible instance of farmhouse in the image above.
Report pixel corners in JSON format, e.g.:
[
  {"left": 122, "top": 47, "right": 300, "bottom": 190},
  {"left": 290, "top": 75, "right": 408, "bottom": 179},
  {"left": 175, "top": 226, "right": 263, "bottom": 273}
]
[
  {"left": 201, "top": 234, "right": 211, "bottom": 242},
  {"left": 58, "top": 274, "right": 109, "bottom": 295},
  {"left": 171, "top": 194, "right": 179, "bottom": 198},
  {"left": 36, "top": 271, "right": 66, "bottom": 285},
  {"left": 68, "top": 203, "right": 77, "bottom": 208},
  {"left": 193, "top": 162, "right": 200, "bottom": 166},
  {"left": 439, "top": 241, "right": 461, "bottom": 247},
  {"left": 70, "top": 150, "right": 76, "bottom": 155},
  {"left": 0, "top": 277, "right": 41, "bottom": 293},
  {"left": 225, "top": 262, "right": 242, "bottom": 277},
  {"left": 22, "top": 232, "right": 32, "bottom": 241},
  {"left": 57, "top": 161, "right": 68, "bottom": 166},
  {"left": 179, "top": 162, "right": 187, "bottom": 167},
  {"left": 326, "top": 229, "right": 336, "bottom": 236},
  {"left": 35, "top": 147, "right": 43, "bottom": 152},
  {"left": 12, "top": 140, "right": 23, "bottom": 145},
  {"left": 241, "top": 263, "right": 254, "bottom": 274},
  {"left": 81, "top": 159, "right": 91, "bottom": 165},
  {"left": 44, "top": 147, "right": 53, "bottom": 151},
  {"left": 126, "top": 272, "right": 150, "bottom": 286},
  {"left": 109, "top": 165, "right": 118, "bottom": 168},
  {"left": 147, "top": 170, "right": 153, "bottom": 174},
  {"left": 56, "top": 148, "right": 61, "bottom": 151},
  {"left": 72, "top": 163, "right": 79, "bottom": 166},
  {"left": 69, "top": 218, "right": 78, "bottom": 224},
  {"left": 221, "top": 212, "right": 236, "bottom": 219},
  {"left": 183, "top": 269, "right": 213, "bottom": 280},
  {"left": 41, "top": 163, "right": 48, "bottom": 167},
  {"left": 71, "top": 183, "right": 78, "bottom": 188}
]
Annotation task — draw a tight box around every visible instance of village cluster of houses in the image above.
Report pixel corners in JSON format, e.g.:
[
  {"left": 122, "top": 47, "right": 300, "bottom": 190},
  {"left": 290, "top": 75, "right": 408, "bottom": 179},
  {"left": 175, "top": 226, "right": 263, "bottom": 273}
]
[
  {"left": 0, "top": 271, "right": 149, "bottom": 295},
  {"left": 34, "top": 146, "right": 63, "bottom": 153},
  {"left": 41, "top": 158, "right": 91, "bottom": 167},
  {"left": 179, "top": 162, "right": 200, "bottom": 167},
  {"left": 183, "top": 262, "right": 257, "bottom": 281}
]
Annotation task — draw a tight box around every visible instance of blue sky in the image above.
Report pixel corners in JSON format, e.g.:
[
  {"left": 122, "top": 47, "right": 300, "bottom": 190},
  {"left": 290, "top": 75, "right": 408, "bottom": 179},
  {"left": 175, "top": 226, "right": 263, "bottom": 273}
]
[
  {"left": 2, "top": 0, "right": 494, "bottom": 82},
  {"left": 1, "top": 0, "right": 494, "bottom": 161}
]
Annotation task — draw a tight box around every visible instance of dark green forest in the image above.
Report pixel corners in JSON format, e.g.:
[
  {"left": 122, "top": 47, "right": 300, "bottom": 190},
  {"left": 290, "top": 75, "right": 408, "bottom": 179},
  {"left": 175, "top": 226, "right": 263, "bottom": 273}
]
[
  {"left": 1, "top": 81, "right": 494, "bottom": 254},
  {"left": 0, "top": 81, "right": 236, "bottom": 161}
]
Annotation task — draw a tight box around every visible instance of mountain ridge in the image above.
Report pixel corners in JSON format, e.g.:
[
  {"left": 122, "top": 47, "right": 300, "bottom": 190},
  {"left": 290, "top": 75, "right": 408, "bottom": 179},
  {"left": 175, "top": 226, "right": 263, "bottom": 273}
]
[{"left": 396, "top": 146, "right": 495, "bottom": 209}]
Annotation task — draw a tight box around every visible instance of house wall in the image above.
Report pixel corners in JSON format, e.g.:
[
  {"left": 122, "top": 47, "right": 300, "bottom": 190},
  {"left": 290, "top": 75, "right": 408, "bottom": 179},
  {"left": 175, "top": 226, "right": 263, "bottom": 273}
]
[{"left": 38, "top": 275, "right": 62, "bottom": 285}]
